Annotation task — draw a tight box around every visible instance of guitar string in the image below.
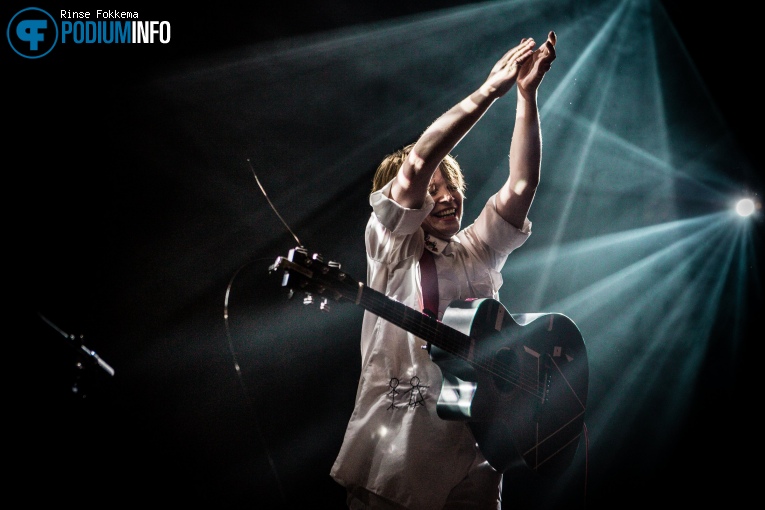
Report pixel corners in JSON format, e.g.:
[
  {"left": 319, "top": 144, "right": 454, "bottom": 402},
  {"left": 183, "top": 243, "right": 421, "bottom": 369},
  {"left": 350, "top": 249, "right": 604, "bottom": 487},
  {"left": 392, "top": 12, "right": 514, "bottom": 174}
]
[
  {"left": 360, "top": 290, "right": 546, "bottom": 400},
  {"left": 306, "top": 250, "right": 548, "bottom": 398},
  {"left": 399, "top": 294, "right": 589, "bottom": 462},
  {"left": 299, "top": 249, "right": 555, "bottom": 398},
  {"left": 247, "top": 159, "right": 302, "bottom": 248},
  {"left": 358, "top": 285, "right": 546, "bottom": 397}
]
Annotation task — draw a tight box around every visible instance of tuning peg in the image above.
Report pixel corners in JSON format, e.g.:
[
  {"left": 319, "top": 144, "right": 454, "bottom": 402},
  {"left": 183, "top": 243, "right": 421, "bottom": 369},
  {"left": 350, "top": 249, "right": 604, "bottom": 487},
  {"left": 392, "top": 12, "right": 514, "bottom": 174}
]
[
  {"left": 329, "top": 261, "right": 341, "bottom": 269},
  {"left": 320, "top": 298, "right": 330, "bottom": 312},
  {"left": 303, "top": 293, "right": 314, "bottom": 305}
]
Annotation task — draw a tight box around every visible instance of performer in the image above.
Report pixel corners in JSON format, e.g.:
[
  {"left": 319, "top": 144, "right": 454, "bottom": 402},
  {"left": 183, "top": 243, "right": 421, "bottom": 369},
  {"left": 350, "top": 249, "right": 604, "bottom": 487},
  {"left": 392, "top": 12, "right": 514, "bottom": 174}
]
[{"left": 330, "top": 31, "right": 558, "bottom": 510}]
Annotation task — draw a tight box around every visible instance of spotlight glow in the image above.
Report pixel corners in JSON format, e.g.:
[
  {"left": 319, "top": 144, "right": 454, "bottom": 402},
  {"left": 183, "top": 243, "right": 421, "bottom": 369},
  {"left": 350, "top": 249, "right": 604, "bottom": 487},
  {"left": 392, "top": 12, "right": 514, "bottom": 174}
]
[{"left": 735, "top": 198, "right": 756, "bottom": 217}]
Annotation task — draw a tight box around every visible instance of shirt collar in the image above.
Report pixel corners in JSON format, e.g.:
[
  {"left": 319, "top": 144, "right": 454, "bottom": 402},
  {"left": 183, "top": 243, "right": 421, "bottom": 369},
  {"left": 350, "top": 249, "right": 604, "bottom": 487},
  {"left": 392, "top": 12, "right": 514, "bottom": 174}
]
[{"left": 423, "top": 233, "right": 450, "bottom": 255}]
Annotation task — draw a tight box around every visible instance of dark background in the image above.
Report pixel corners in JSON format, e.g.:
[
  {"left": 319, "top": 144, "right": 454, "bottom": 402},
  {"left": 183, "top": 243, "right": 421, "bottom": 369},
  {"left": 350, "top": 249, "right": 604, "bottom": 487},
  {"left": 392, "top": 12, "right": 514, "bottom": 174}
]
[{"left": 7, "top": 1, "right": 762, "bottom": 508}]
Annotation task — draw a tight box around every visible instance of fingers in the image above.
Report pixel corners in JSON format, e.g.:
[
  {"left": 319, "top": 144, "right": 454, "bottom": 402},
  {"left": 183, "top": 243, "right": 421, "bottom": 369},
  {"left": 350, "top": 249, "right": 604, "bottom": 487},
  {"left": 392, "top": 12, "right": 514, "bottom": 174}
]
[
  {"left": 539, "top": 31, "right": 556, "bottom": 62},
  {"left": 512, "top": 39, "right": 534, "bottom": 57},
  {"left": 496, "top": 40, "right": 533, "bottom": 69},
  {"left": 499, "top": 44, "right": 524, "bottom": 64},
  {"left": 512, "top": 39, "right": 535, "bottom": 63},
  {"left": 494, "top": 34, "right": 555, "bottom": 77}
]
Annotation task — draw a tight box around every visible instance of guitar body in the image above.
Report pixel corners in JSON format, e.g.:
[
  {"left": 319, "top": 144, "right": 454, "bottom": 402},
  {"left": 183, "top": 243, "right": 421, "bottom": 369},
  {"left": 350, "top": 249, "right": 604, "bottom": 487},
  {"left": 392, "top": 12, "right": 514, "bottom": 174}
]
[{"left": 431, "top": 298, "right": 588, "bottom": 476}]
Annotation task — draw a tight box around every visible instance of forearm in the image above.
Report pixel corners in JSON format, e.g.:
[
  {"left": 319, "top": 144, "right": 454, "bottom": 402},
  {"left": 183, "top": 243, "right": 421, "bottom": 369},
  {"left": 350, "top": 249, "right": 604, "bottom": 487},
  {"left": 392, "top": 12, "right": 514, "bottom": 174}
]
[
  {"left": 415, "top": 86, "right": 500, "bottom": 171},
  {"left": 497, "top": 93, "right": 541, "bottom": 228},
  {"left": 392, "top": 87, "right": 500, "bottom": 208},
  {"left": 390, "top": 37, "right": 539, "bottom": 209},
  {"left": 511, "top": 93, "right": 542, "bottom": 190}
]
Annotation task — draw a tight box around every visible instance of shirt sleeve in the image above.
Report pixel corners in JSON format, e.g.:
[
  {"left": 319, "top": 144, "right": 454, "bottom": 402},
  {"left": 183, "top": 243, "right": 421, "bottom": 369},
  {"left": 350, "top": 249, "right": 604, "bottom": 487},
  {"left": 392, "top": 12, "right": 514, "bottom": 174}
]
[
  {"left": 369, "top": 179, "right": 434, "bottom": 236},
  {"left": 472, "top": 193, "right": 532, "bottom": 255}
]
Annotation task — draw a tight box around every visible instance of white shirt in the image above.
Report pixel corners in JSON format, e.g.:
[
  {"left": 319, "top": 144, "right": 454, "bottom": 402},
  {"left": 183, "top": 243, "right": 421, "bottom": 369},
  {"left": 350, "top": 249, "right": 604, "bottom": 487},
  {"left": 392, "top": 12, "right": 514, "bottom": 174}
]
[{"left": 330, "top": 179, "right": 530, "bottom": 510}]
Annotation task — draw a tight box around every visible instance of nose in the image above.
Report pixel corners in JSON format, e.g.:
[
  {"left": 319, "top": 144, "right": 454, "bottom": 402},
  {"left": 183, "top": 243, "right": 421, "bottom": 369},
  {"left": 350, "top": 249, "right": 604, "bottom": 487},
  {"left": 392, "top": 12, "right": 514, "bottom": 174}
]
[{"left": 436, "top": 190, "right": 455, "bottom": 203}]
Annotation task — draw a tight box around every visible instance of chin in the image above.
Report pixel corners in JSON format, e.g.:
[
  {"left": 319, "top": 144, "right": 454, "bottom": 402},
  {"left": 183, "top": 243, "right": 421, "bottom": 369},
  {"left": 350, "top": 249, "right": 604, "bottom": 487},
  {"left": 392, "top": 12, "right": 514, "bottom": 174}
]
[
  {"left": 425, "top": 218, "right": 460, "bottom": 240},
  {"left": 439, "top": 225, "right": 460, "bottom": 239}
]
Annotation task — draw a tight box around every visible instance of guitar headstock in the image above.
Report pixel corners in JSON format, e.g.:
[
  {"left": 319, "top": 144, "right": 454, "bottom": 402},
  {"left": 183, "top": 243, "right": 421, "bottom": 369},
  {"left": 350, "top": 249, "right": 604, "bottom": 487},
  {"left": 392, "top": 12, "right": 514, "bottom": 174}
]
[{"left": 269, "top": 247, "right": 362, "bottom": 310}]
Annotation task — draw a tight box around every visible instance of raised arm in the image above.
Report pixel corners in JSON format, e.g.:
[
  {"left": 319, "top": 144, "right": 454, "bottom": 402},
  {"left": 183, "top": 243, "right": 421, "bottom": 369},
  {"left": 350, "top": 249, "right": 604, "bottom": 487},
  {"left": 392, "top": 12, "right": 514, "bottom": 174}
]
[
  {"left": 388, "top": 38, "right": 538, "bottom": 209},
  {"left": 496, "top": 31, "right": 557, "bottom": 229}
]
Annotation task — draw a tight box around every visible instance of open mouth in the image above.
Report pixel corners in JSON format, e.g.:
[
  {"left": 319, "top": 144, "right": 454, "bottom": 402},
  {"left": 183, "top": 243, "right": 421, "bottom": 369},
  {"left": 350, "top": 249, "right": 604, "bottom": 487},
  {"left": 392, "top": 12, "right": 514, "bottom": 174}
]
[{"left": 434, "top": 208, "right": 457, "bottom": 218}]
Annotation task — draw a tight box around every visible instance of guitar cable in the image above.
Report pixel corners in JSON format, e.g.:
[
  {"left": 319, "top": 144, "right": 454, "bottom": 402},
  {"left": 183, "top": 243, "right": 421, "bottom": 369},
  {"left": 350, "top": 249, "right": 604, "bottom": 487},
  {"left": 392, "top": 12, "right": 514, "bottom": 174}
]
[{"left": 217, "top": 159, "right": 306, "bottom": 507}]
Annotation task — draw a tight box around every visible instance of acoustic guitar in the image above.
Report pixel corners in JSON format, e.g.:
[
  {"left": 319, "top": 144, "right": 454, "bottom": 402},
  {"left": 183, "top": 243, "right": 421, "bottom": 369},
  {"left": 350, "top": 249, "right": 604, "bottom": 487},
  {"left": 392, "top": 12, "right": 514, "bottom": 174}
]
[{"left": 270, "top": 247, "right": 588, "bottom": 476}]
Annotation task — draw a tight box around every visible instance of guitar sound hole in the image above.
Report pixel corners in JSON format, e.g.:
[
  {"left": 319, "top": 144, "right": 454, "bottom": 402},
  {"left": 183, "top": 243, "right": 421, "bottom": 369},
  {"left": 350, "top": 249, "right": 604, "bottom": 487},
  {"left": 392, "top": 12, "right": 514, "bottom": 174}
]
[{"left": 493, "top": 347, "right": 519, "bottom": 393}]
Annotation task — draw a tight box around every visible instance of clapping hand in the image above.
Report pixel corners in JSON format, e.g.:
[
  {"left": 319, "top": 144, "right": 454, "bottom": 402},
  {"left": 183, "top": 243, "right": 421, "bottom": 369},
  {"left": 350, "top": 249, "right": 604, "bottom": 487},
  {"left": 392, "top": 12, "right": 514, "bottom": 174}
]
[
  {"left": 517, "top": 31, "right": 557, "bottom": 98},
  {"left": 483, "top": 38, "right": 537, "bottom": 98}
]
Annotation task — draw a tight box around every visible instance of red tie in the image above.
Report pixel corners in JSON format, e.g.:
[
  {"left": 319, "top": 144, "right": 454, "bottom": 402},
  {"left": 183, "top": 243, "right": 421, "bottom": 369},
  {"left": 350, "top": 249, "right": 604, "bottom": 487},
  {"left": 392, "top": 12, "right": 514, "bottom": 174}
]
[{"left": 420, "top": 248, "right": 439, "bottom": 318}]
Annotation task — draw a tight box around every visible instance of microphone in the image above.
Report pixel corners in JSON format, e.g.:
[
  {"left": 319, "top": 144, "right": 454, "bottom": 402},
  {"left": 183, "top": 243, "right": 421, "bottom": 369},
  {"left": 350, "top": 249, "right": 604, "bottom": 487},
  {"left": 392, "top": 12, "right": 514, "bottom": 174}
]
[
  {"left": 75, "top": 336, "right": 115, "bottom": 377},
  {"left": 38, "top": 312, "right": 115, "bottom": 377}
]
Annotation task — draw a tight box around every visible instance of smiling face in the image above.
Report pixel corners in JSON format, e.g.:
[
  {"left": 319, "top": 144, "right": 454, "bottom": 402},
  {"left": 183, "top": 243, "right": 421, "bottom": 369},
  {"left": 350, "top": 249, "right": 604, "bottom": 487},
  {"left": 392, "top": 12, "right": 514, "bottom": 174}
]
[{"left": 422, "top": 167, "right": 464, "bottom": 241}]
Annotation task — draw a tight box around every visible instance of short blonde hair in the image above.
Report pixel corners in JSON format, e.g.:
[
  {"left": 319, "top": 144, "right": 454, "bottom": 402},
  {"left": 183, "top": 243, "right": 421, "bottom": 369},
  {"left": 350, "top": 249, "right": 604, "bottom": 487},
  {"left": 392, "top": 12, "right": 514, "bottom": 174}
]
[{"left": 371, "top": 143, "right": 466, "bottom": 195}]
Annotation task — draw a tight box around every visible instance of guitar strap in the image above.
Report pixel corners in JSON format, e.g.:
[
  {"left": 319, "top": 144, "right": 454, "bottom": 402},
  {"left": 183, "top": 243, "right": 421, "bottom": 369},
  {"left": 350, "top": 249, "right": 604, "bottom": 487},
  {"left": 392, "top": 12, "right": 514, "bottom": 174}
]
[{"left": 420, "top": 247, "right": 439, "bottom": 318}]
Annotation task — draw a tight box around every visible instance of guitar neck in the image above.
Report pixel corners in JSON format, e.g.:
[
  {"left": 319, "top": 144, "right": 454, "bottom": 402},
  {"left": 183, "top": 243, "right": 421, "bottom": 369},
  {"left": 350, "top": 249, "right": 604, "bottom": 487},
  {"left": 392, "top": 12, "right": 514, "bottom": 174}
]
[
  {"left": 271, "top": 250, "right": 472, "bottom": 360},
  {"left": 357, "top": 284, "right": 472, "bottom": 360}
]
